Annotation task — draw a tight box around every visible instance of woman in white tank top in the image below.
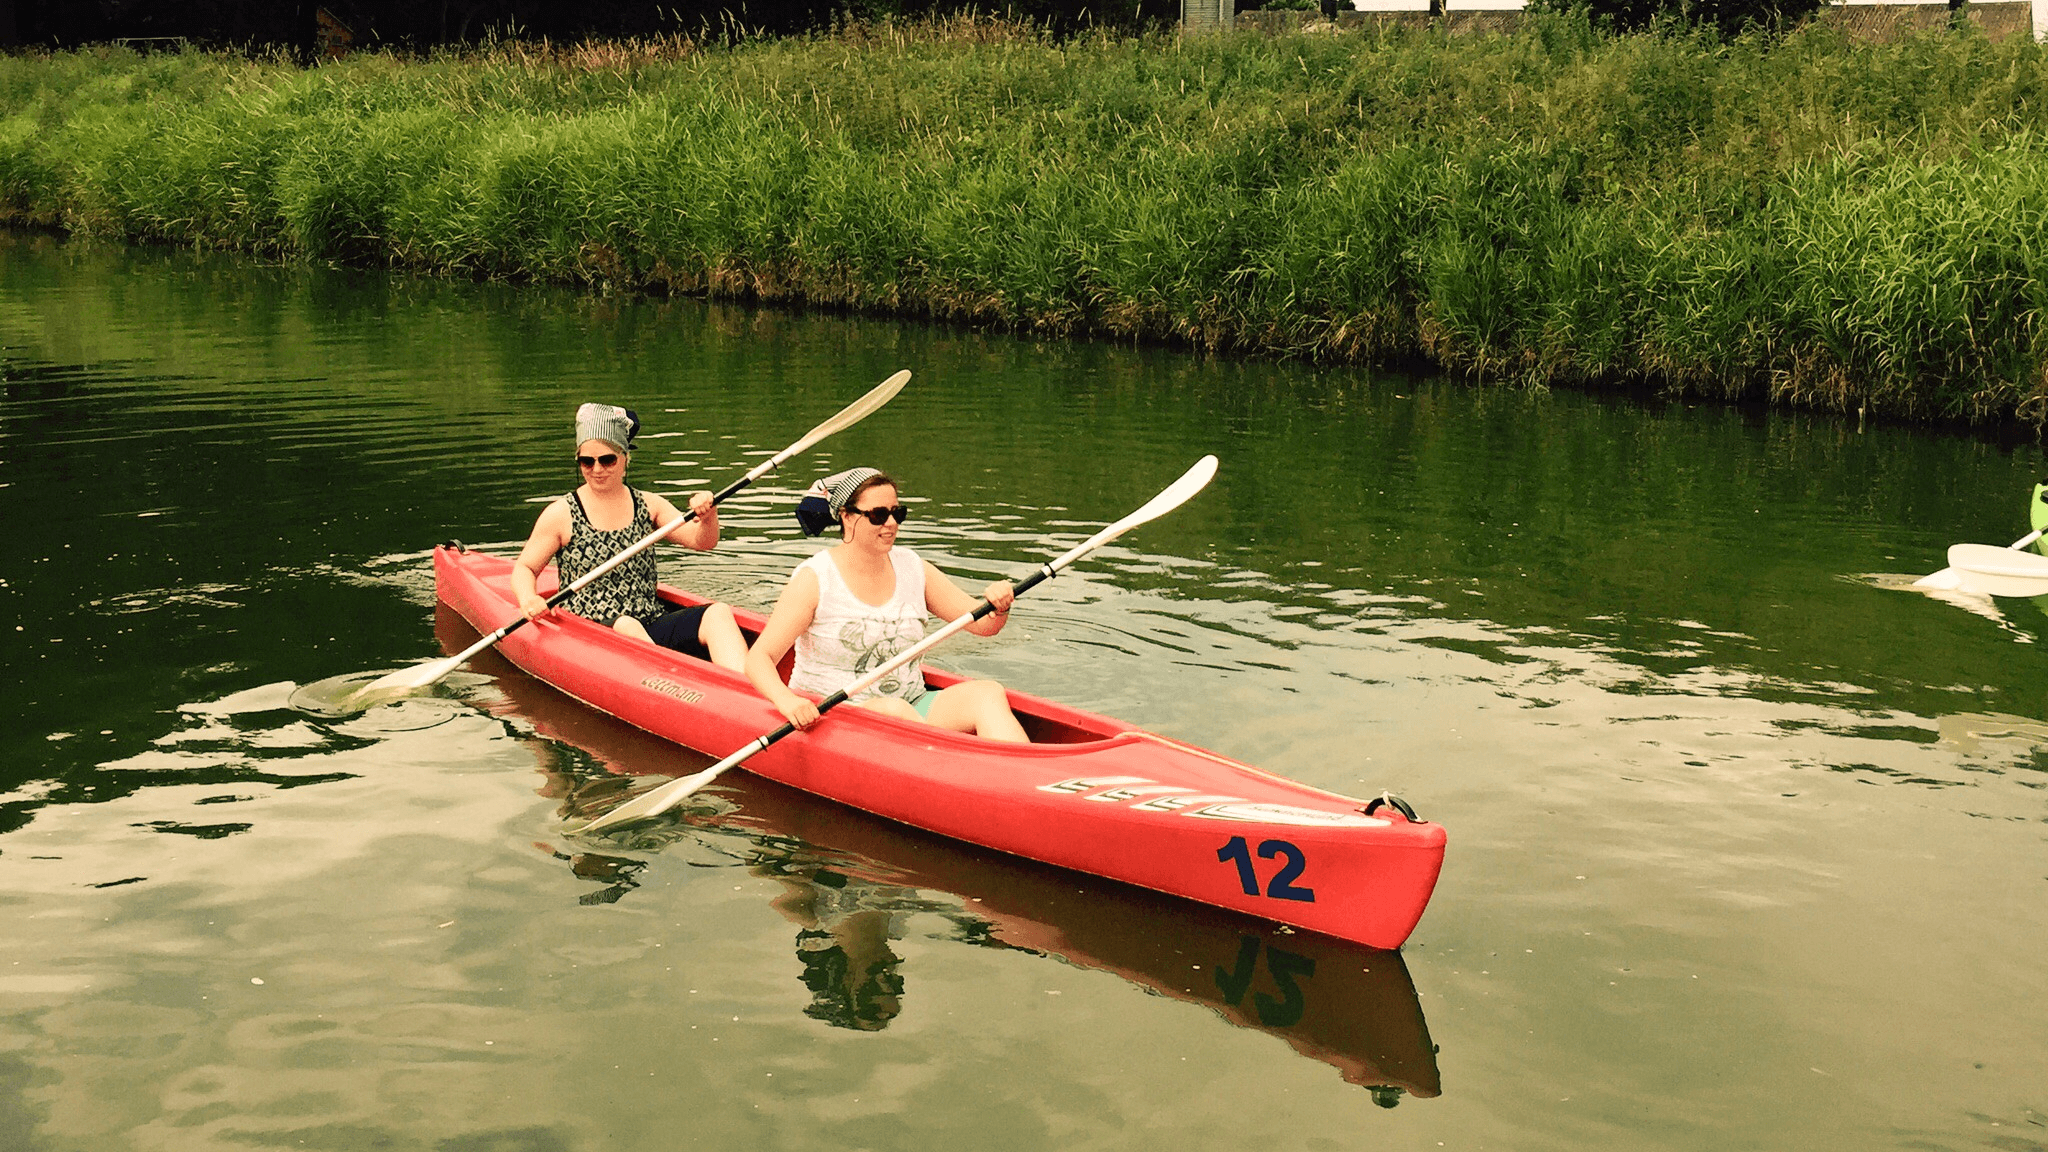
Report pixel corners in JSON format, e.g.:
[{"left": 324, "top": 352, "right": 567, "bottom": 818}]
[{"left": 745, "top": 469, "right": 1030, "bottom": 742}]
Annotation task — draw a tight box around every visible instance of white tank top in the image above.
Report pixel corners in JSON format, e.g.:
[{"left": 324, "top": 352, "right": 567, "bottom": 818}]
[{"left": 787, "top": 546, "right": 929, "bottom": 704}]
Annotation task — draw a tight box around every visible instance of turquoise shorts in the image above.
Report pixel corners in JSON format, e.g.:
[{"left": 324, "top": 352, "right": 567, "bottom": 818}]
[{"left": 910, "top": 690, "right": 938, "bottom": 719}]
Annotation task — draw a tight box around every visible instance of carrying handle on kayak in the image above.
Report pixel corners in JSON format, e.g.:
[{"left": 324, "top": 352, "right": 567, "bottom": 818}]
[
  {"left": 573, "top": 455, "right": 1222, "bottom": 836},
  {"left": 345, "top": 371, "right": 912, "bottom": 707},
  {"left": 1363, "top": 793, "right": 1423, "bottom": 823}
]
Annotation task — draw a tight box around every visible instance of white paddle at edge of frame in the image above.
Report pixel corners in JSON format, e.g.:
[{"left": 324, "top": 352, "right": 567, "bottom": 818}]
[
  {"left": 1914, "top": 528, "right": 2045, "bottom": 593},
  {"left": 1936, "top": 540, "right": 2048, "bottom": 598}
]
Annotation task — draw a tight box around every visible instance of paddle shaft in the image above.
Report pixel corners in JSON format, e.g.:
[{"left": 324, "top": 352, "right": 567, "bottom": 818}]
[{"left": 578, "top": 455, "right": 1220, "bottom": 832}]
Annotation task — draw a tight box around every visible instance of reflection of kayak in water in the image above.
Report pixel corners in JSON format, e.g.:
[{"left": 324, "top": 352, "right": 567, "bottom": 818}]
[
  {"left": 1936, "top": 711, "right": 2048, "bottom": 754},
  {"left": 460, "top": 610, "right": 1440, "bottom": 1099},
  {"left": 730, "top": 777, "right": 1444, "bottom": 1099},
  {"left": 436, "top": 545, "right": 1446, "bottom": 950}
]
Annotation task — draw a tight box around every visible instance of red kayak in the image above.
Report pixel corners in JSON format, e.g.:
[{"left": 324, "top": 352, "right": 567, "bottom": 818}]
[{"left": 435, "top": 544, "right": 1446, "bottom": 949}]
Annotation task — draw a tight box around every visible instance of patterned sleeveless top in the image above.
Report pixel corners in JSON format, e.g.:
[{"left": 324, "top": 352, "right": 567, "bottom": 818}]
[{"left": 557, "top": 487, "right": 662, "bottom": 625}]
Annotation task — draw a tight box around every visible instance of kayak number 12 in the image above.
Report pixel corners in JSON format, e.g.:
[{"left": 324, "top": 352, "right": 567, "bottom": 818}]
[{"left": 1216, "top": 836, "right": 1316, "bottom": 902}]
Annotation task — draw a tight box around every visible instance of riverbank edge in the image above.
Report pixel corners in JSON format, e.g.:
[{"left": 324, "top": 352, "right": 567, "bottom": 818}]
[{"left": 6, "top": 24, "right": 2048, "bottom": 428}]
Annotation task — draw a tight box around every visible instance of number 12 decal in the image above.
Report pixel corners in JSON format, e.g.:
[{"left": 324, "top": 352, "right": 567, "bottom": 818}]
[{"left": 1216, "top": 836, "right": 1317, "bottom": 902}]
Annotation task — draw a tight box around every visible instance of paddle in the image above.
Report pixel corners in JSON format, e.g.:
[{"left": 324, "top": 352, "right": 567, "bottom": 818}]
[
  {"left": 1937, "top": 542, "right": 2048, "bottom": 598},
  {"left": 574, "top": 453, "right": 1221, "bottom": 835},
  {"left": 348, "top": 370, "right": 911, "bottom": 707},
  {"left": 1913, "top": 528, "right": 2044, "bottom": 593}
]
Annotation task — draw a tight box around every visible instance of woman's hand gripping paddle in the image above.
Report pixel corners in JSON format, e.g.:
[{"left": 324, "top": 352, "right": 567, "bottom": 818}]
[
  {"left": 347, "top": 370, "right": 911, "bottom": 709},
  {"left": 573, "top": 454, "right": 1221, "bottom": 836}
]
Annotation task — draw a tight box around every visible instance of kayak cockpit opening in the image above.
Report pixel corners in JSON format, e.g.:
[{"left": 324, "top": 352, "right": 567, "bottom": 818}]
[{"left": 659, "top": 584, "right": 1122, "bottom": 747}]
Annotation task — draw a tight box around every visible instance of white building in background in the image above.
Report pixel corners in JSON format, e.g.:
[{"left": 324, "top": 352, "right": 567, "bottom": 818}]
[
  {"left": 1346, "top": 0, "right": 1522, "bottom": 9},
  {"left": 1186, "top": 0, "right": 2047, "bottom": 33},
  {"left": 1181, "top": 0, "right": 1524, "bottom": 16},
  {"left": 1830, "top": 0, "right": 2046, "bottom": 40}
]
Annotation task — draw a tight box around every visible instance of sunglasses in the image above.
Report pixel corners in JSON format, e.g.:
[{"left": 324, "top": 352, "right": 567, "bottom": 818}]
[
  {"left": 575, "top": 453, "right": 621, "bottom": 469},
  {"left": 848, "top": 504, "right": 910, "bottom": 525}
]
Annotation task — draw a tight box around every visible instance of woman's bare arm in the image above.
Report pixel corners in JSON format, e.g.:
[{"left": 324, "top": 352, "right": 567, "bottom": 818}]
[
  {"left": 746, "top": 567, "right": 823, "bottom": 726},
  {"left": 923, "top": 561, "right": 1013, "bottom": 637}
]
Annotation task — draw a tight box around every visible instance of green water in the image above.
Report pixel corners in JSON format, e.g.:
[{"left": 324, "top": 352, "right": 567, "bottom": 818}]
[{"left": 3, "top": 231, "right": 2045, "bottom": 1151}]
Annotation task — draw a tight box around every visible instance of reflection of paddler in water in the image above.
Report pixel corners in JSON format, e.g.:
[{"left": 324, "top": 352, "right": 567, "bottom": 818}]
[
  {"left": 445, "top": 605, "right": 1438, "bottom": 1095},
  {"left": 517, "top": 723, "right": 910, "bottom": 1027},
  {"left": 758, "top": 861, "right": 912, "bottom": 1031}
]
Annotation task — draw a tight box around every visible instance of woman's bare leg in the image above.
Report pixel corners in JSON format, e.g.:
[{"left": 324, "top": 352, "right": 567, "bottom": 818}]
[
  {"left": 696, "top": 603, "right": 748, "bottom": 673},
  {"left": 614, "top": 615, "right": 653, "bottom": 643},
  {"left": 925, "top": 679, "right": 1029, "bottom": 743}
]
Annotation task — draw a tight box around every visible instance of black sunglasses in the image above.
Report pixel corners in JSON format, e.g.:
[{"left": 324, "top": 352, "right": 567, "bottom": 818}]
[
  {"left": 848, "top": 504, "right": 910, "bottom": 525},
  {"left": 575, "top": 453, "right": 621, "bottom": 469}
]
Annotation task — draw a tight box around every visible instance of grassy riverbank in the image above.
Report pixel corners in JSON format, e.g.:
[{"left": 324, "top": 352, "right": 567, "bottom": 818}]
[{"left": 6, "top": 19, "right": 2048, "bottom": 423}]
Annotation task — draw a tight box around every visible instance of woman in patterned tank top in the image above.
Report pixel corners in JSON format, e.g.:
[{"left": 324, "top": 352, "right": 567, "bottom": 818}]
[
  {"left": 509, "top": 404, "right": 747, "bottom": 672},
  {"left": 745, "top": 468, "right": 1029, "bottom": 742}
]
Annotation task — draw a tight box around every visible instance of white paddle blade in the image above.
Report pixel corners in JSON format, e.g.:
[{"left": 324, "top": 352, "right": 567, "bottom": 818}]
[
  {"left": 1113, "top": 455, "right": 1218, "bottom": 537},
  {"left": 358, "top": 655, "right": 464, "bottom": 694},
  {"left": 1945, "top": 543, "right": 2048, "bottom": 598},
  {"left": 1915, "top": 529, "right": 2045, "bottom": 593},
  {"left": 779, "top": 370, "right": 910, "bottom": 462},
  {"left": 1912, "top": 568, "right": 1965, "bottom": 591},
  {"left": 1043, "top": 455, "right": 1219, "bottom": 575},
  {"left": 576, "top": 762, "right": 726, "bottom": 834}
]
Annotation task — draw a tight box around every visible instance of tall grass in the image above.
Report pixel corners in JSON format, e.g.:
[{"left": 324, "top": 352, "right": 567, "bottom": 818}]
[{"left": 7, "top": 18, "right": 2048, "bottom": 422}]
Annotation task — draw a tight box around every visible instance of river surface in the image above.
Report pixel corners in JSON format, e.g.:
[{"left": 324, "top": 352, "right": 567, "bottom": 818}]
[{"left": 3, "top": 231, "right": 2046, "bottom": 1151}]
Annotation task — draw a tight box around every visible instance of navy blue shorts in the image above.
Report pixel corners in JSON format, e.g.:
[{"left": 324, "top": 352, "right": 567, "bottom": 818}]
[{"left": 644, "top": 603, "right": 714, "bottom": 661}]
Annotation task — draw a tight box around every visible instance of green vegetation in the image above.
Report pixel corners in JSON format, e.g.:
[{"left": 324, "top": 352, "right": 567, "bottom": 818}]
[{"left": 5, "top": 18, "right": 2048, "bottom": 423}]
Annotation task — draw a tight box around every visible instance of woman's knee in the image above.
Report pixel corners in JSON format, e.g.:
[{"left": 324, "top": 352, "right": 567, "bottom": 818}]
[
  {"left": 959, "top": 678, "right": 1009, "bottom": 706},
  {"left": 929, "top": 679, "right": 1007, "bottom": 722},
  {"left": 945, "top": 679, "right": 1027, "bottom": 742},
  {"left": 700, "top": 601, "right": 742, "bottom": 639},
  {"left": 613, "top": 616, "right": 652, "bottom": 642}
]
